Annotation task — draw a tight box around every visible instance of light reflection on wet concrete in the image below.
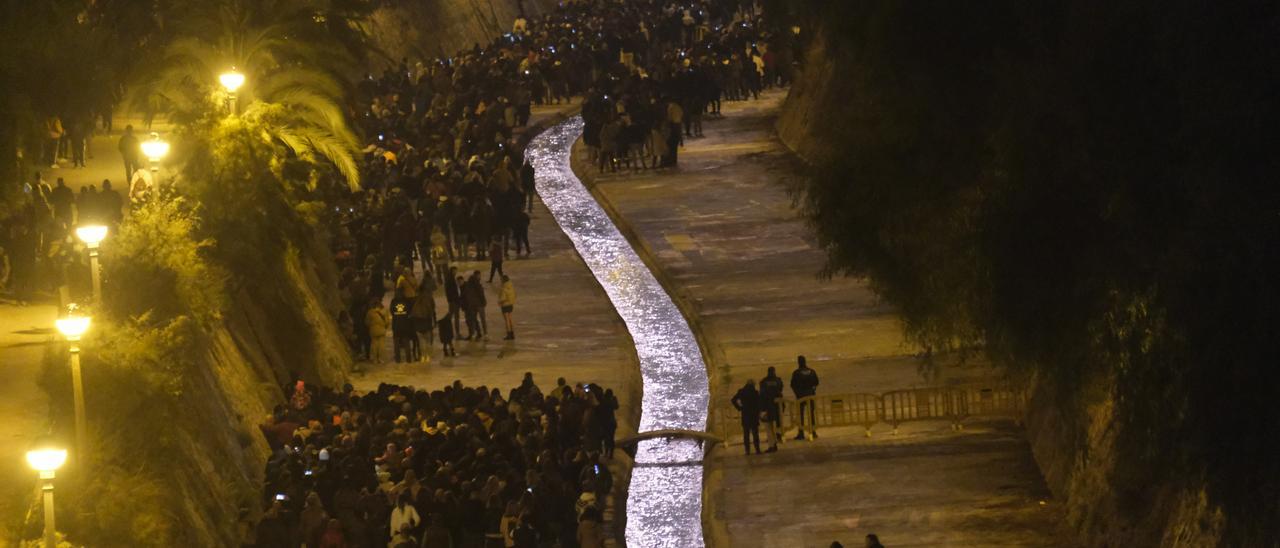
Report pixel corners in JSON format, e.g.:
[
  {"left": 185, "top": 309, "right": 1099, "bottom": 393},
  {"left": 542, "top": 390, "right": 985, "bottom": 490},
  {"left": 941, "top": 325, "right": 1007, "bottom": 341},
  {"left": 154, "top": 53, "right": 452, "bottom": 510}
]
[{"left": 528, "top": 117, "right": 709, "bottom": 548}]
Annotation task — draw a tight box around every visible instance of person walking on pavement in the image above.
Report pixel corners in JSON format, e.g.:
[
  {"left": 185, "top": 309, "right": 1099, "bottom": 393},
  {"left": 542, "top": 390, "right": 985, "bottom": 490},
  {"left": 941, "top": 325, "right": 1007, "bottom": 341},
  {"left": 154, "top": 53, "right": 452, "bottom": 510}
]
[
  {"left": 437, "top": 311, "right": 456, "bottom": 357},
  {"left": 365, "top": 296, "right": 390, "bottom": 364},
  {"left": 118, "top": 125, "right": 140, "bottom": 182},
  {"left": 759, "top": 366, "right": 784, "bottom": 452},
  {"left": 791, "top": 355, "right": 819, "bottom": 440},
  {"left": 512, "top": 208, "right": 531, "bottom": 257},
  {"left": 488, "top": 239, "right": 504, "bottom": 281},
  {"left": 464, "top": 270, "right": 488, "bottom": 340},
  {"left": 520, "top": 160, "right": 536, "bottom": 212},
  {"left": 412, "top": 277, "right": 436, "bottom": 361},
  {"left": 499, "top": 274, "right": 516, "bottom": 340},
  {"left": 731, "top": 379, "right": 763, "bottom": 455},
  {"left": 389, "top": 288, "right": 415, "bottom": 363},
  {"left": 445, "top": 266, "right": 463, "bottom": 337}
]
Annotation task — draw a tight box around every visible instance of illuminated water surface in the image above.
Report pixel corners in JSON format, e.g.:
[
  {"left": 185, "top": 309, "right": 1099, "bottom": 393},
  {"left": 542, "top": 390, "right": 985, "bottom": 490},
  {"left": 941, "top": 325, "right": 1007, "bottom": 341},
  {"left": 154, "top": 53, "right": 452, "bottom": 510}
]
[{"left": 528, "top": 116, "right": 710, "bottom": 547}]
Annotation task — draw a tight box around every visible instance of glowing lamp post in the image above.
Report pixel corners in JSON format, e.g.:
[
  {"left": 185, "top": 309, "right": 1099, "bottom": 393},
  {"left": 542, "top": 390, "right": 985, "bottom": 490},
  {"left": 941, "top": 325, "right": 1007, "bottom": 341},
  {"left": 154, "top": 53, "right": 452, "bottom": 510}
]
[
  {"left": 56, "top": 309, "right": 91, "bottom": 462},
  {"left": 141, "top": 133, "right": 169, "bottom": 173},
  {"left": 27, "top": 441, "right": 67, "bottom": 548},
  {"left": 75, "top": 225, "right": 108, "bottom": 304},
  {"left": 220, "top": 68, "right": 246, "bottom": 114}
]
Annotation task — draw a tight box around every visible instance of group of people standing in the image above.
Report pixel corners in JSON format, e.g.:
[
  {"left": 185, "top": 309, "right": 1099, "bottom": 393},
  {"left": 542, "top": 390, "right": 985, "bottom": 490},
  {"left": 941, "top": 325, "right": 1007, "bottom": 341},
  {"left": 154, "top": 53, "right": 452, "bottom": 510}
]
[
  {"left": 341, "top": 263, "right": 518, "bottom": 365},
  {"left": 731, "top": 355, "right": 820, "bottom": 455},
  {"left": 327, "top": 0, "right": 784, "bottom": 368},
  {"left": 254, "top": 374, "right": 620, "bottom": 547},
  {"left": 0, "top": 170, "right": 124, "bottom": 305}
]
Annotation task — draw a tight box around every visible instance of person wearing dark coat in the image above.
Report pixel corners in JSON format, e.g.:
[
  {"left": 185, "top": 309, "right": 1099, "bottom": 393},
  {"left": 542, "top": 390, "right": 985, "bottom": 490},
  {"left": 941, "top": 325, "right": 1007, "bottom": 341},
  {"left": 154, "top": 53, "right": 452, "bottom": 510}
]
[
  {"left": 512, "top": 209, "right": 531, "bottom": 256},
  {"left": 520, "top": 160, "right": 536, "bottom": 212},
  {"left": 462, "top": 271, "right": 488, "bottom": 340},
  {"left": 390, "top": 289, "right": 415, "bottom": 363},
  {"left": 730, "top": 379, "right": 762, "bottom": 455},
  {"left": 790, "top": 355, "right": 820, "bottom": 440},
  {"left": 445, "top": 266, "right": 462, "bottom": 337},
  {"left": 758, "top": 367, "right": 784, "bottom": 452},
  {"left": 437, "top": 312, "right": 456, "bottom": 356}
]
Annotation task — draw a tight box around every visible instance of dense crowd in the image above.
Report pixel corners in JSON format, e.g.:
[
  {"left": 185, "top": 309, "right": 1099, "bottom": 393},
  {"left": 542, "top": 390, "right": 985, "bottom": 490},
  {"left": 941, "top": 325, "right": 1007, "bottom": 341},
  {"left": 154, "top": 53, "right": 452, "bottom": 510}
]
[
  {"left": 254, "top": 374, "right": 620, "bottom": 548},
  {"left": 323, "top": 0, "right": 783, "bottom": 364},
  {"left": 0, "top": 171, "right": 124, "bottom": 305}
]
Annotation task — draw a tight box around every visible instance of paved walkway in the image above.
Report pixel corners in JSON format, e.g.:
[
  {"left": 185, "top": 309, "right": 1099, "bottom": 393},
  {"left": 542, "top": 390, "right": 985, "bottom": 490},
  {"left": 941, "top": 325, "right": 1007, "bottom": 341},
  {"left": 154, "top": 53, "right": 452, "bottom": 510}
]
[
  {"left": 0, "top": 300, "right": 59, "bottom": 541},
  {"left": 352, "top": 104, "right": 641, "bottom": 545},
  {"left": 352, "top": 104, "right": 641, "bottom": 433},
  {"left": 575, "top": 90, "right": 1064, "bottom": 546}
]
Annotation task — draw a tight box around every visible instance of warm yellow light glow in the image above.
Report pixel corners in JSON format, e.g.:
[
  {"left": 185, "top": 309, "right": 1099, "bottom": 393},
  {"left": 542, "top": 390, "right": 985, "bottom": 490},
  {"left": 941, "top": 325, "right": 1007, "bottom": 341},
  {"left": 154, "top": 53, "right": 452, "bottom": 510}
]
[
  {"left": 75, "top": 225, "right": 108, "bottom": 248},
  {"left": 26, "top": 447, "right": 67, "bottom": 473},
  {"left": 55, "top": 313, "right": 91, "bottom": 341},
  {"left": 791, "top": 25, "right": 801, "bottom": 35},
  {"left": 219, "top": 69, "right": 246, "bottom": 93},
  {"left": 141, "top": 133, "right": 170, "bottom": 162}
]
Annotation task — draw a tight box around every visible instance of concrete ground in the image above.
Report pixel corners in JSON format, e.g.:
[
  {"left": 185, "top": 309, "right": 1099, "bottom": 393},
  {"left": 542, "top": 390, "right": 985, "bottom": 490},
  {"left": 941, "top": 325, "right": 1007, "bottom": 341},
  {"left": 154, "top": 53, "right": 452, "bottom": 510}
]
[
  {"left": 351, "top": 103, "right": 637, "bottom": 546},
  {"left": 352, "top": 103, "right": 641, "bottom": 430},
  {"left": 576, "top": 90, "right": 1064, "bottom": 545},
  {"left": 715, "top": 420, "right": 1064, "bottom": 547},
  {"left": 33, "top": 115, "right": 175, "bottom": 194},
  {"left": 0, "top": 300, "right": 59, "bottom": 542}
]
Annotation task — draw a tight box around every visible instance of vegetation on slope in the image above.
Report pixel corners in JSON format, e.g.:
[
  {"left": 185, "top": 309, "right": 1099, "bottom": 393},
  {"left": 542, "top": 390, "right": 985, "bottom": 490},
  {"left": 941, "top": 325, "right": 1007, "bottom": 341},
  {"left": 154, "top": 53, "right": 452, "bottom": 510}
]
[{"left": 775, "top": 1, "right": 1280, "bottom": 544}]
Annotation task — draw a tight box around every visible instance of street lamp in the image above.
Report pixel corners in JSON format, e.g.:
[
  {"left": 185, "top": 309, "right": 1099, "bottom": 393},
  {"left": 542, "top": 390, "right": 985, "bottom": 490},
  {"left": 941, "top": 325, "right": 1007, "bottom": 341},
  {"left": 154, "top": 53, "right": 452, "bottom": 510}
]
[
  {"left": 55, "top": 308, "right": 91, "bottom": 462},
  {"left": 141, "top": 132, "right": 170, "bottom": 172},
  {"left": 75, "top": 225, "right": 108, "bottom": 304},
  {"left": 220, "top": 68, "right": 246, "bottom": 114},
  {"left": 27, "top": 440, "right": 67, "bottom": 548}
]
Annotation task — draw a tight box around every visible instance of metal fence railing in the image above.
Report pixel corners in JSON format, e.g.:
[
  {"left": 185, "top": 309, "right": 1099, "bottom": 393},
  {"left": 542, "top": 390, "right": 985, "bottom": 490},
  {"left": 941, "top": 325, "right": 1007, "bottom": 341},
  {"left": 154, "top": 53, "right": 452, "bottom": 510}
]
[{"left": 716, "top": 384, "right": 1027, "bottom": 444}]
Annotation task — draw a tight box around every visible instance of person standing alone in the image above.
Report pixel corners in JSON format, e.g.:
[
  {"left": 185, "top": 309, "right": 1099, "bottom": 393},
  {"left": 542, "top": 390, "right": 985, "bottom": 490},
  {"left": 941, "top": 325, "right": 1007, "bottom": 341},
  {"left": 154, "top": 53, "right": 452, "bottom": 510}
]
[
  {"left": 790, "top": 355, "right": 819, "bottom": 440},
  {"left": 731, "top": 379, "right": 763, "bottom": 455},
  {"left": 118, "top": 125, "right": 140, "bottom": 182},
  {"left": 499, "top": 274, "right": 516, "bottom": 340}
]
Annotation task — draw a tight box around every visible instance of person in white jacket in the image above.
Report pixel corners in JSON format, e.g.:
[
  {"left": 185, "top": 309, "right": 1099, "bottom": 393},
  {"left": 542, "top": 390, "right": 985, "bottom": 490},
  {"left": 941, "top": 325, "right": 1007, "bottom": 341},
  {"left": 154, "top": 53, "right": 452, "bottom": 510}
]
[{"left": 389, "top": 493, "right": 420, "bottom": 539}]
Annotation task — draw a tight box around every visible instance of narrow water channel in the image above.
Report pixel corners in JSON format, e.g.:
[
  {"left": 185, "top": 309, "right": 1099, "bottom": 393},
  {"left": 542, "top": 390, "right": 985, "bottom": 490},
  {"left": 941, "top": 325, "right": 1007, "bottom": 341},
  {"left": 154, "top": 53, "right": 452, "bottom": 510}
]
[{"left": 527, "top": 116, "right": 710, "bottom": 548}]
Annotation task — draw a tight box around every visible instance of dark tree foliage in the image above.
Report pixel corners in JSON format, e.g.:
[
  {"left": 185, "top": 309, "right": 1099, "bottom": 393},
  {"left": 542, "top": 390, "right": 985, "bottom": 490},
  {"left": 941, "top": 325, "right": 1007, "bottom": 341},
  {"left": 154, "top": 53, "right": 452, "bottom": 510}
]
[
  {"left": 0, "top": 0, "right": 144, "bottom": 213},
  {"left": 790, "top": 1, "right": 1279, "bottom": 542}
]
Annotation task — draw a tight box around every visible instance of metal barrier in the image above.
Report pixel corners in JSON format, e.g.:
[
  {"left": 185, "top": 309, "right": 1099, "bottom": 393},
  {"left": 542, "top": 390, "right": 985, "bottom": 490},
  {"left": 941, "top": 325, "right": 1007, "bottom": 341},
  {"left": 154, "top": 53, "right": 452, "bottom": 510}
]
[{"left": 716, "top": 384, "right": 1026, "bottom": 445}]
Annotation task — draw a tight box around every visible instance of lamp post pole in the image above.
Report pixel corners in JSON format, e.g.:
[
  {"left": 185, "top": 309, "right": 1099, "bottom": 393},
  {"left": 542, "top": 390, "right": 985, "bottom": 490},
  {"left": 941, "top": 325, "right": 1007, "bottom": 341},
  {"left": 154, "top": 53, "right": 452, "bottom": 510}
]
[
  {"left": 220, "top": 68, "right": 246, "bottom": 115},
  {"left": 75, "top": 225, "right": 107, "bottom": 305},
  {"left": 40, "top": 470, "right": 56, "bottom": 548},
  {"left": 88, "top": 248, "right": 101, "bottom": 304},
  {"left": 56, "top": 312, "right": 91, "bottom": 462},
  {"left": 69, "top": 343, "right": 86, "bottom": 462},
  {"left": 27, "top": 444, "right": 67, "bottom": 548}
]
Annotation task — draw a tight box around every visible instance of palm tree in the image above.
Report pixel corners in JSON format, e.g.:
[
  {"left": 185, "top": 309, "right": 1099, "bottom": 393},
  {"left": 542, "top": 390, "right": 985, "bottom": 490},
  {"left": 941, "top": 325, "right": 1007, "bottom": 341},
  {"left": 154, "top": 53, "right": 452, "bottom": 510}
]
[{"left": 132, "top": 0, "right": 370, "bottom": 190}]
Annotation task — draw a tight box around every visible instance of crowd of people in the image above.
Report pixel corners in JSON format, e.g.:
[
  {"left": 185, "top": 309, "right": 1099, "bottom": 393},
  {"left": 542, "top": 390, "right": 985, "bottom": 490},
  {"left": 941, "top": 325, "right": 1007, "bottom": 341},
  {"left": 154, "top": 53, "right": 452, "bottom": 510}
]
[
  {"left": 325, "top": 0, "right": 783, "bottom": 365},
  {"left": 0, "top": 170, "right": 124, "bottom": 305},
  {"left": 253, "top": 373, "right": 620, "bottom": 548}
]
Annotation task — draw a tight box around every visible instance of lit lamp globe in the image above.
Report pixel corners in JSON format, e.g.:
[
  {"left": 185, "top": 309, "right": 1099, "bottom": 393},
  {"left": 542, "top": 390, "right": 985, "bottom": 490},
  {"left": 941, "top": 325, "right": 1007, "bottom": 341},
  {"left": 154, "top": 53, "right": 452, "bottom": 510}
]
[
  {"left": 26, "top": 445, "right": 67, "bottom": 477},
  {"left": 55, "top": 313, "right": 91, "bottom": 342},
  {"left": 75, "top": 225, "right": 109, "bottom": 249},
  {"left": 141, "top": 133, "right": 170, "bottom": 164},
  {"left": 219, "top": 69, "right": 246, "bottom": 93}
]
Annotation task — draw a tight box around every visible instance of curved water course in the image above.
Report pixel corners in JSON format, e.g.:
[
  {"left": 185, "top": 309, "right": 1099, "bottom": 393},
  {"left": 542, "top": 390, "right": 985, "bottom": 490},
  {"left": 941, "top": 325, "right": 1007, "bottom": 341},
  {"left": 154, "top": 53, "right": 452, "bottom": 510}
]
[{"left": 527, "top": 116, "right": 711, "bottom": 548}]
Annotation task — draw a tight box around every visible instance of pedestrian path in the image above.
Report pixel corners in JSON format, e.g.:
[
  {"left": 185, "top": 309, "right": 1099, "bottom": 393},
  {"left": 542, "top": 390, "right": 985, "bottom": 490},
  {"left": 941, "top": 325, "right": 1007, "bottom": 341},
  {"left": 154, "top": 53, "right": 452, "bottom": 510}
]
[
  {"left": 574, "top": 90, "right": 1065, "bottom": 546},
  {"left": 0, "top": 301, "right": 59, "bottom": 541},
  {"left": 351, "top": 105, "right": 641, "bottom": 434}
]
